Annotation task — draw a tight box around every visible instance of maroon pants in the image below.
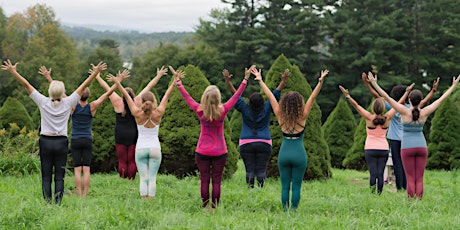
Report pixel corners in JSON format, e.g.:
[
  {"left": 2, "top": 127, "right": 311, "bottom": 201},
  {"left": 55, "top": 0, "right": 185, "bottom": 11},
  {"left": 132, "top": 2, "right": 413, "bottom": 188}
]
[
  {"left": 116, "top": 144, "right": 137, "bottom": 179},
  {"left": 401, "top": 147, "right": 427, "bottom": 199},
  {"left": 195, "top": 155, "right": 227, "bottom": 208}
]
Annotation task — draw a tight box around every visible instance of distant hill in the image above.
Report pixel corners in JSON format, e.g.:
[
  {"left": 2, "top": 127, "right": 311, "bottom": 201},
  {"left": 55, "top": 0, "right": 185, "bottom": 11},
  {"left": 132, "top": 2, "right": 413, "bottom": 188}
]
[{"left": 61, "top": 25, "right": 194, "bottom": 61}]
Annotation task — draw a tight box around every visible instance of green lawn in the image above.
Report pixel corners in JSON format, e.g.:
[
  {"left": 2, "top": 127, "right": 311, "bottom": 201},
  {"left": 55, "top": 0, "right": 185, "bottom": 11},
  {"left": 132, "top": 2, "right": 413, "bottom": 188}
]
[{"left": 1, "top": 161, "right": 459, "bottom": 229}]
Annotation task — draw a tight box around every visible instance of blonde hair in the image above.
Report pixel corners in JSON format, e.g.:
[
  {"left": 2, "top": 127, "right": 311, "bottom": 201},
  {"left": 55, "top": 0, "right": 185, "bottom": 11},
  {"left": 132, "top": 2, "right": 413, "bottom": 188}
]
[
  {"left": 201, "top": 85, "right": 222, "bottom": 121},
  {"left": 141, "top": 92, "right": 157, "bottom": 114},
  {"left": 48, "top": 81, "right": 65, "bottom": 105}
]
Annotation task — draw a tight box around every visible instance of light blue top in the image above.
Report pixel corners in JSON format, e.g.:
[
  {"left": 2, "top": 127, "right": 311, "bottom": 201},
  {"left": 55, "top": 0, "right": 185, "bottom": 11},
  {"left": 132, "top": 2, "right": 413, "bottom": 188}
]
[
  {"left": 385, "top": 102, "right": 410, "bottom": 141},
  {"left": 401, "top": 122, "right": 426, "bottom": 149}
]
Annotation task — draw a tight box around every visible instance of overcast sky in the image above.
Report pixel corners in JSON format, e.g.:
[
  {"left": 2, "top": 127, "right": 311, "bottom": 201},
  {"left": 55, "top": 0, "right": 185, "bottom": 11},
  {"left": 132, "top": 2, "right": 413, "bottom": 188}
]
[{"left": 0, "top": 0, "right": 227, "bottom": 33}]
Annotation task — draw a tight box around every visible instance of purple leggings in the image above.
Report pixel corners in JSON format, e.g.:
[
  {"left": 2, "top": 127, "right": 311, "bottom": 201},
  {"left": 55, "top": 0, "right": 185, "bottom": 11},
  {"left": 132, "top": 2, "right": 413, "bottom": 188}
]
[
  {"left": 116, "top": 144, "right": 137, "bottom": 179},
  {"left": 195, "top": 155, "right": 227, "bottom": 208},
  {"left": 401, "top": 147, "right": 427, "bottom": 199}
]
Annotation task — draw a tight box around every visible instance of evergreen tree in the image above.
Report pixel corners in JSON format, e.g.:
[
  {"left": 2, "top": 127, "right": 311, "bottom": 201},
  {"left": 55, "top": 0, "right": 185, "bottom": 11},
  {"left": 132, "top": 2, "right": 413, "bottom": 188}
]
[
  {"left": 427, "top": 97, "right": 460, "bottom": 169},
  {"left": 265, "top": 54, "right": 332, "bottom": 180},
  {"left": 0, "top": 97, "right": 33, "bottom": 131},
  {"left": 322, "top": 98, "right": 357, "bottom": 168},
  {"left": 159, "top": 65, "right": 239, "bottom": 179}
]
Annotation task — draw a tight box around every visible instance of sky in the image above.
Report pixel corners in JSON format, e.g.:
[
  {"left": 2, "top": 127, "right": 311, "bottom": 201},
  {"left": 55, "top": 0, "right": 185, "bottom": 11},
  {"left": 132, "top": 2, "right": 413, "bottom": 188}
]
[{"left": 0, "top": 0, "right": 228, "bottom": 33}]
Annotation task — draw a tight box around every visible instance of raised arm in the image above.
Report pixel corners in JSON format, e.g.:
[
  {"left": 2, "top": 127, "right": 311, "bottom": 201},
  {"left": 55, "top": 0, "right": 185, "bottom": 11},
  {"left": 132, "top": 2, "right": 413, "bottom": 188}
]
[
  {"left": 420, "top": 76, "right": 460, "bottom": 117},
  {"left": 368, "top": 72, "right": 411, "bottom": 117},
  {"left": 75, "top": 62, "right": 107, "bottom": 96},
  {"left": 168, "top": 65, "right": 200, "bottom": 111},
  {"left": 107, "top": 74, "right": 140, "bottom": 115},
  {"left": 134, "top": 66, "right": 168, "bottom": 106},
  {"left": 222, "top": 66, "right": 252, "bottom": 111},
  {"left": 362, "top": 72, "right": 381, "bottom": 98},
  {"left": 419, "top": 77, "right": 439, "bottom": 108},
  {"left": 339, "top": 85, "right": 373, "bottom": 121},
  {"left": 38, "top": 66, "right": 53, "bottom": 84},
  {"left": 223, "top": 69, "right": 237, "bottom": 94},
  {"left": 276, "top": 69, "right": 290, "bottom": 91},
  {"left": 1, "top": 60, "right": 35, "bottom": 95},
  {"left": 253, "top": 67, "right": 280, "bottom": 117},
  {"left": 156, "top": 70, "right": 186, "bottom": 117},
  {"left": 90, "top": 70, "right": 130, "bottom": 116},
  {"left": 303, "top": 70, "right": 328, "bottom": 119}
]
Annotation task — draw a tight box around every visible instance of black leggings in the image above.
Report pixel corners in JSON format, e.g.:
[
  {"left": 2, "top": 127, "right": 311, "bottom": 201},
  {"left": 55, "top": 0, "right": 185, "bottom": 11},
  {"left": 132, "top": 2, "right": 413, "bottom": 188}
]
[
  {"left": 39, "top": 135, "right": 69, "bottom": 204},
  {"left": 240, "top": 142, "right": 272, "bottom": 188},
  {"left": 364, "top": 149, "right": 389, "bottom": 194}
]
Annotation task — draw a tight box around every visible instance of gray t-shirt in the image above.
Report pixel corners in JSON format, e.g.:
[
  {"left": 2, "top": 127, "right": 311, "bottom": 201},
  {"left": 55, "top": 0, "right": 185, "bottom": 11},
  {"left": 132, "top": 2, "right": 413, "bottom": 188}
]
[{"left": 30, "top": 90, "right": 80, "bottom": 136}]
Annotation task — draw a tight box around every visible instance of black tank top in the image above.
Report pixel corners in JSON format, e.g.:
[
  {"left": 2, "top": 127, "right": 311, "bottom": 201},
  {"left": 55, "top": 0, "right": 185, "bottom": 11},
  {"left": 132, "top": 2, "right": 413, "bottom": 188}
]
[{"left": 115, "top": 101, "right": 138, "bottom": 145}]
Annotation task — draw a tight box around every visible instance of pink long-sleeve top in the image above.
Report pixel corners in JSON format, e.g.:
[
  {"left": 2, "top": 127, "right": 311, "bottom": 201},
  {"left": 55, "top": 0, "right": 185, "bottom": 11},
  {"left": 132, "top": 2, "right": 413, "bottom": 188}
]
[{"left": 176, "top": 80, "right": 247, "bottom": 157}]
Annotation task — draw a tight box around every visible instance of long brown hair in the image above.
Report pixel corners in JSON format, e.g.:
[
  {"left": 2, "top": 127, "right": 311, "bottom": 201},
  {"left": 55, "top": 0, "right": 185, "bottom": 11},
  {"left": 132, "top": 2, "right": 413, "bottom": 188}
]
[
  {"left": 279, "top": 91, "right": 304, "bottom": 129},
  {"left": 141, "top": 92, "right": 157, "bottom": 115},
  {"left": 201, "top": 85, "right": 222, "bottom": 121},
  {"left": 372, "top": 97, "right": 386, "bottom": 126}
]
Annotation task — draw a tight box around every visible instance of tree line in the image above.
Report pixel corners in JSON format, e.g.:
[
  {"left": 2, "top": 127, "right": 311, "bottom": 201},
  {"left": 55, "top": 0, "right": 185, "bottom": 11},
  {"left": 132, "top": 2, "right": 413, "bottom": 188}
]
[{"left": 1, "top": 1, "right": 460, "bottom": 177}]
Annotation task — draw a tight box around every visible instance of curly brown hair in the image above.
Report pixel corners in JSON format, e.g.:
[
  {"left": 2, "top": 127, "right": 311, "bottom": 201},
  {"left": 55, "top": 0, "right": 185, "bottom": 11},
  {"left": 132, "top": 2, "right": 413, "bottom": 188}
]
[{"left": 279, "top": 91, "right": 304, "bottom": 129}]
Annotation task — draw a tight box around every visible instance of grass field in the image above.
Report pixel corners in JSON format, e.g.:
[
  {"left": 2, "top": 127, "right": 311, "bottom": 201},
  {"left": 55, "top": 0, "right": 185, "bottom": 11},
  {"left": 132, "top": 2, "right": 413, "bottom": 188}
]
[{"left": 1, "top": 161, "right": 459, "bottom": 229}]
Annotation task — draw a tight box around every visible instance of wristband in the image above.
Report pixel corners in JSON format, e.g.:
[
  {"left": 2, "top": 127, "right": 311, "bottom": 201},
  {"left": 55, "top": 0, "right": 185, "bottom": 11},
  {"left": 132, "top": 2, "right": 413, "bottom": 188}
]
[{"left": 345, "top": 95, "right": 351, "bottom": 99}]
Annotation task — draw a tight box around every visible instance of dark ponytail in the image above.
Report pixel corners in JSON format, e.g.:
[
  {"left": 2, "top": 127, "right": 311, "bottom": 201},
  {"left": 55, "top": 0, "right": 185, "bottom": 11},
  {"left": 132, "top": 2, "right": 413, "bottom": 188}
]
[
  {"left": 249, "top": 92, "right": 264, "bottom": 135},
  {"left": 373, "top": 115, "right": 386, "bottom": 126},
  {"left": 409, "top": 90, "right": 423, "bottom": 122}
]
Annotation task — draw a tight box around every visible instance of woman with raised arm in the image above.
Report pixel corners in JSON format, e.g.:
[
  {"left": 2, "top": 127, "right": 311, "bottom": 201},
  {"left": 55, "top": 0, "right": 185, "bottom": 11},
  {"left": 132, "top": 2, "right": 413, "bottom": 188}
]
[
  {"left": 170, "top": 65, "right": 251, "bottom": 212},
  {"left": 96, "top": 67, "right": 168, "bottom": 180},
  {"left": 253, "top": 67, "right": 328, "bottom": 211},
  {"left": 223, "top": 69, "right": 289, "bottom": 188},
  {"left": 39, "top": 66, "right": 129, "bottom": 197},
  {"left": 368, "top": 72, "right": 460, "bottom": 199},
  {"left": 108, "top": 69, "right": 183, "bottom": 199},
  {"left": 362, "top": 73, "right": 439, "bottom": 191},
  {"left": 1, "top": 60, "right": 106, "bottom": 204},
  {"left": 339, "top": 83, "right": 412, "bottom": 194}
]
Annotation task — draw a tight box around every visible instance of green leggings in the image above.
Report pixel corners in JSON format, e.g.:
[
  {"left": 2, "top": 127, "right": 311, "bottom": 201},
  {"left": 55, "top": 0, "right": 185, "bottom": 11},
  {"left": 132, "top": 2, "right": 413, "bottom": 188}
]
[{"left": 278, "top": 135, "right": 307, "bottom": 211}]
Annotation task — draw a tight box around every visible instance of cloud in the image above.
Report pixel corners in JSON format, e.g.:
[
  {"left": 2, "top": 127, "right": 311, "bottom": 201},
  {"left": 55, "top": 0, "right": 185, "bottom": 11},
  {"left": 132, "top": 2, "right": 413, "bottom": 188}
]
[{"left": 0, "top": 0, "right": 227, "bottom": 32}]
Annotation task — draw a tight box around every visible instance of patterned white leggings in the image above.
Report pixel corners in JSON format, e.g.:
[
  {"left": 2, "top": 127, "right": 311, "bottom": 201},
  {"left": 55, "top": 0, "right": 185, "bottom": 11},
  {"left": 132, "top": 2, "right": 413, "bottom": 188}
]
[{"left": 135, "top": 148, "right": 162, "bottom": 197}]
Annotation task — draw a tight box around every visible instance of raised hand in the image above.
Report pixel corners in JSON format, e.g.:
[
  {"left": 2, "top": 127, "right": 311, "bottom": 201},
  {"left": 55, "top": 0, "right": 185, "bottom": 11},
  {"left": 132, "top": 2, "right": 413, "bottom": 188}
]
[
  {"left": 157, "top": 66, "right": 168, "bottom": 77},
  {"left": 432, "top": 77, "right": 440, "bottom": 92},
  {"left": 245, "top": 65, "right": 256, "bottom": 79},
  {"left": 106, "top": 74, "right": 119, "bottom": 83},
  {"left": 453, "top": 74, "right": 460, "bottom": 85},
  {"left": 361, "top": 72, "right": 369, "bottom": 83},
  {"left": 222, "top": 69, "right": 232, "bottom": 81},
  {"left": 118, "top": 69, "right": 130, "bottom": 81},
  {"left": 281, "top": 69, "right": 290, "bottom": 81},
  {"left": 90, "top": 62, "right": 107, "bottom": 74},
  {"left": 251, "top": 68, "right": 262, "bottom": 81},
  {"left": 338, "top": 85, "right": 349, "bottom": 97},
  {"left": 406, "top": 83, "right": 415, "bottom": 92},
  {"left": 367, "top": 71, "right": 377, "bottom": 82},
  {"left": 1, "top": 59, "right": 18, "bottom": 73},
  {"left": 173, "top": 69, "right": 186, "bottom": 81},
  {"left": 319, "top": 69, "right": 329, "bottom": 83},
  {"left": 38, "top": 66, "right": 52, "bottom": 77}
]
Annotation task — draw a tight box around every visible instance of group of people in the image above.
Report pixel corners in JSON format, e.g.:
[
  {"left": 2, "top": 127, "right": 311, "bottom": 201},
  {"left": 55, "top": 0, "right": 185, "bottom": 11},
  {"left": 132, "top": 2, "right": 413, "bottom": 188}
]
[
  {"left": 2, "top": 58, "right": 459, "bottom": 210},
  {"left": 341, "top": 72, "right": 458, "bottom": 200}
]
